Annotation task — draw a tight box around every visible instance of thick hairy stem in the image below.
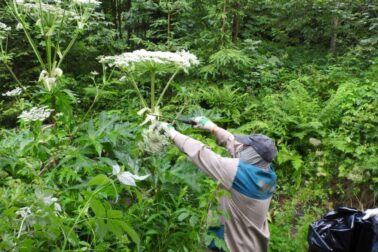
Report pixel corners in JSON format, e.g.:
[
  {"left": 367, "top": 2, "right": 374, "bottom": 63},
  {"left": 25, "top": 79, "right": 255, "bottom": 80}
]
[
  {"left": 56, "top": 31, "right": 80, "bottom": 69},
  {"left": 11, "top": 1, "right": 45, "bottom": 69},
  {"left": 155, "top": 68, "right": 180, "bottom": 107},
  {"left": 129, "top": 74, "right": 148, "bottom": 108},
  {"left": 46, "top": 36, "right": 52, "bottom": 74},
  {"left": 151, "top": 72, "right": 156, "bottom": 110},
  {"left": 53, "top": 8, "right": 67, "bottom": 66}
]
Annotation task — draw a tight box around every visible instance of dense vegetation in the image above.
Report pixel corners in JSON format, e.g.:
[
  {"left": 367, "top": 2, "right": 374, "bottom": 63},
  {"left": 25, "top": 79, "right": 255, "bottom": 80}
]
[{"left": 0, "top": 0, "right": 377, "bottom": 251}]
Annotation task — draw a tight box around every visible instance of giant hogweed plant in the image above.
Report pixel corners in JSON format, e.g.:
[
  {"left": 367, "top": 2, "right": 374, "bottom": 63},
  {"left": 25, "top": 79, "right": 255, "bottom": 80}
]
[
  {"left": 7, "top": 0, "right": 100, "bottom": 92},
  {"left": 0, "top": 0, "right": 102, "bottom": 125},
  {"left": 99, "top": 49, "right": 199, "bottom": 153},
  {"left": 99, "top": 49, "right": 199, "bottom": 124}
]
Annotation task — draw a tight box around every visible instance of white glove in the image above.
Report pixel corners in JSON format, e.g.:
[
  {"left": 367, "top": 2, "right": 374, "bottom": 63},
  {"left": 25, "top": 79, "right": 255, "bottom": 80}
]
[
  {"left": 191, "top": 116, "right": 216, "bottom": 131},
  {"left": 362, "top": 208, "right": 378, "bottom": 220},
  {"left": 158, "top": 122, "right": 178, "bottom": 139}
]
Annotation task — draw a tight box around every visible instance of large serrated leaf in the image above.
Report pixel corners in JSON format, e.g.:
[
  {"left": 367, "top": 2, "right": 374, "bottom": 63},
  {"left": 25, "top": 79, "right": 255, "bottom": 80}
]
[{"left": 88, "top": 174, "right": 109, "bottom": 186}]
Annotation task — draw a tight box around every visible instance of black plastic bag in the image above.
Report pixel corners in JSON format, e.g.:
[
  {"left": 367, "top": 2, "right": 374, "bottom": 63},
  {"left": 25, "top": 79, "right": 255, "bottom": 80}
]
[{"left": 308, "top": 207, "right": 378, "bottom": 252}]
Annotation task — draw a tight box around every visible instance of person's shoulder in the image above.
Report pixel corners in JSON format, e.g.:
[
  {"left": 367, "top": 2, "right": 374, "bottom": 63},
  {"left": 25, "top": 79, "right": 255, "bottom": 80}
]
[{"left": 232, "top": 161, "right": 276, "bottom": 200}]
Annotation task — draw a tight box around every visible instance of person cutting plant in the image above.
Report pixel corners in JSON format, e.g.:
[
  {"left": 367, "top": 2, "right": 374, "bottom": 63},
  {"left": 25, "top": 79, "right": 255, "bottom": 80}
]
[{"left": 158, "top": 116, "right": 278, "bottom": 252}]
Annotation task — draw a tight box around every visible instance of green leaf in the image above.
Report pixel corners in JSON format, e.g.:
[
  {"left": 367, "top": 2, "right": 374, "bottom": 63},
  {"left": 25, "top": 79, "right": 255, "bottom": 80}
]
[
  {"left": 178, "top": 212, "right": 189, "bottom": 222},
  {"left": 108, "top": 209, "right": 123, "bottom": 219},
  {"left": 61, "top": 225, "right": 80, "bottom": 246},
  {"left": 88, "top": 174, "right": 109, "bottom": 186},
  {"left": 108, "top": 219, "right": 124, "bottom": 239},
  {"left": 189, "top": 215, "right": 198, "bottom": 227},
  {"left": 95, "top": 219, "right": 108, "bottom": 239},
  {"left": 119, "top": 221, "right": 140, "bottom": 244},
  {"left": 92, "top": 140, "right": 103, "bottom": 157},
  {"left": 90, "top": 199, "right": 106, "bottom": 218}
]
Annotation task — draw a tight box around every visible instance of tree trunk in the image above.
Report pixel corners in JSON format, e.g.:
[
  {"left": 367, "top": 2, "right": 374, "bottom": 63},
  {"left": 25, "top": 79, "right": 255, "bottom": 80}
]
[
  {"left": 221, "top": 0, "right": 227, "bottom": 47},
  {"left": 116, "top": 0, "right": 123, "bottom": 38},
  {"left": 232, "top": 2, "right": 240, "bottom": 43},
  {"left": 167, "top": 11, "right": 171, "bottom": 42},
  {"left": 126, "top": 0, "right": 132, "bottom": 43},
  {"left": 111, "top": 0, "right": 117, "bottom": 31},
  {"left": 167, "top": 0, "right": 171, "bottom": 42},
  {"left": 330, "top": 16, "right": 339, "bottom": 53}
]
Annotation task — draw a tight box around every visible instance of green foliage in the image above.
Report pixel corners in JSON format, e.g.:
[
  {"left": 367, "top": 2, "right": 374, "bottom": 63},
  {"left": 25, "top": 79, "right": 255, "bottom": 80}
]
[{"left": 1, "top": 0, "right": 377, "bottom": 251}]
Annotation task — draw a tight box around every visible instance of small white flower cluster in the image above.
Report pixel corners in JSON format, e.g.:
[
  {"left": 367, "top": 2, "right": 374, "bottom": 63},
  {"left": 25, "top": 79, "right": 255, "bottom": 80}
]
[
  {"left": 99, "top": 49, "right": 200, "bottom": 69},
  {"left": 73, "top": 0, "right": 101, "bottom": 6},
  {"left": 2, "top": 87, "right": 22, "bottom": 97},
  {"left": 112, "top": 164, "right": 150, "bottom": 186},
  {"left": 0, "top": 22, "right": 11, "bottom": 31},
  {"left": 18, "top": 106, "right": 54, "bottom": 122}
]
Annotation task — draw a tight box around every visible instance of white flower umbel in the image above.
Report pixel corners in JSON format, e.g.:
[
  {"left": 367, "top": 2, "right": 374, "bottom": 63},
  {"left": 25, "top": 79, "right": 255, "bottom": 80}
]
[
  {"left": 18, "top": 106, "right": 54, "bottom": 122},
  {"left": 2, "top": 87, "right": 22, "bottom": 97},
  {"left": 112, "top": 164, "right": 150, "bottom": 186},
  {"left": 16, "top": 207, "right": 32, "bottom": 218},
  {"left": 100, "top": 49, "right": 199, "bottom": 69},
  {"left": 73, "top": 0, "right": 101, "bottom": 6},
  {"left": 17, "top": 2, "right": 65, "bottom": 16}
]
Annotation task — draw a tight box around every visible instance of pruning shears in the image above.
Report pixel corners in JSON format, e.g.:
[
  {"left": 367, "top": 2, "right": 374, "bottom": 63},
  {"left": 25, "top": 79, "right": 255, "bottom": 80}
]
[{"left": 157, "top": 115, "right": 197, "bottom": 126}]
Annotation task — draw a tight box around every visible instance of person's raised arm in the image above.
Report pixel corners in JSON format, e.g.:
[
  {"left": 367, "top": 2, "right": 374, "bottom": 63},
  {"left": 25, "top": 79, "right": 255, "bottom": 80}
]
[
  {"left": 191, "top": 116, "right": 243, "bottom": 157},
  {"left": 159, "top": 122, "right": 238, "bottom": 189}
]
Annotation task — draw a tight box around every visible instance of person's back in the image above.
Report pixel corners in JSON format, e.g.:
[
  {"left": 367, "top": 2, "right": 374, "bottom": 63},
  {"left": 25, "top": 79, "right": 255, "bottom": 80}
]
[{"left": 159, "top": 117, "right": 278, "bottom": 252}]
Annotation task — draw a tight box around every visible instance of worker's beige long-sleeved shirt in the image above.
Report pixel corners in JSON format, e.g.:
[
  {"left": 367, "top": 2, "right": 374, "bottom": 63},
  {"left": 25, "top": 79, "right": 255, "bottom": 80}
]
[{"left": 173, "top": 127, "right": 276, "bottom": 252}]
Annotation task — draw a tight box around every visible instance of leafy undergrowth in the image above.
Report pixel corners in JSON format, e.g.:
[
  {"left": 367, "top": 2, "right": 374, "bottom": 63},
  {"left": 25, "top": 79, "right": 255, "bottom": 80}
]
[{"left": 1, "top": 0, "right": 377, "bottom": 251}]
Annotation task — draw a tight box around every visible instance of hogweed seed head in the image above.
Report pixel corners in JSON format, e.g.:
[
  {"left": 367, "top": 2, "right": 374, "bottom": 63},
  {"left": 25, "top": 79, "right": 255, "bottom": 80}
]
[{"left": 139, "top": 123, "right": 170, "bottom": 154}]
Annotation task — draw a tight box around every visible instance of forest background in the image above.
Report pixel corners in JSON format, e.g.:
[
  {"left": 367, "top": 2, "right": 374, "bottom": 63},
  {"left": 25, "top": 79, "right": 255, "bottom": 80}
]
[{"left": 0, "top": 0, "right": 377, "bottom": 251}]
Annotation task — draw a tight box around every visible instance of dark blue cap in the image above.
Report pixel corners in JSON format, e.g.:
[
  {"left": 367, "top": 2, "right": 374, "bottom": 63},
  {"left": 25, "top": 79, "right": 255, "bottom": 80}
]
[{"left": 234, "top": 134, "right": 277, "bottom": 162}]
